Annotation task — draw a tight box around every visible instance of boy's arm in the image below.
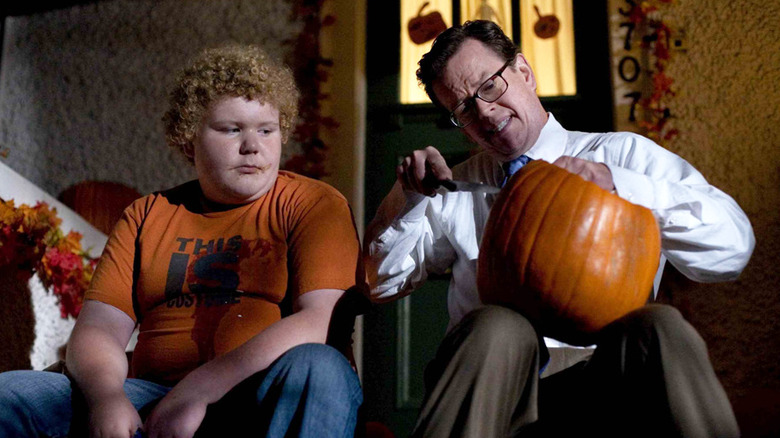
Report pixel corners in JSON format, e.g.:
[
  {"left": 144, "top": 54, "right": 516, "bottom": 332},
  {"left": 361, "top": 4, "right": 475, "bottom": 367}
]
[
  {"left": 142, "top": 287, "right": 344, "bottom": 438},
  {"left": 66, "top": 300, "right": 140, "bottom": 438}
]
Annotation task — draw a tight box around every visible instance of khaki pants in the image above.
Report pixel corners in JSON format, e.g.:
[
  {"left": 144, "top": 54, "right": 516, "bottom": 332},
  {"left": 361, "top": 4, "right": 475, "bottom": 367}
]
[{"left": 412, "top": 304, "right": 739, "bottom": 438}]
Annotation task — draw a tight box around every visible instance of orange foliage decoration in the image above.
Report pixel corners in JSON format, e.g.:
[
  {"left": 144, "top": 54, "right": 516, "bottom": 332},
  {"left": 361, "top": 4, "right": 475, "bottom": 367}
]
[
  {"left": 477, "top": 161, "right": 661, "bottom": 345},
  {"left": 0, "top": 199, "right": 97, "bottom": 319},
  {"left": 629, "top": 0, "right": 679, "bottom": 144},
  {"left": 283, "top": 0, "right": 337, "bottom": 179}
]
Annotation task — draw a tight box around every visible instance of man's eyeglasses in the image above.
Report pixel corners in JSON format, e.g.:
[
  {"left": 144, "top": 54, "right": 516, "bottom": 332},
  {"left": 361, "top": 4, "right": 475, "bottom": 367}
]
[{"left": 449, "top": 59, "right": 513, "bottom": 129}]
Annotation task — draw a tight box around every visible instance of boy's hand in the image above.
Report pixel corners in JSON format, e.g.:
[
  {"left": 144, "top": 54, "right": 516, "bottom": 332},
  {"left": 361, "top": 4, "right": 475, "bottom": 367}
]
[
  {"left": 87, "top": 392, "right": 143, "bottom": 438},
  {"left": 143, "top": 384, "right": 208, "bottom": 438}
]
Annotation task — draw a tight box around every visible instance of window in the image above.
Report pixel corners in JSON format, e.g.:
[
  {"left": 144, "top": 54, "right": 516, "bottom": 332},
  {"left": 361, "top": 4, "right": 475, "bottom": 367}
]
[
  {"left": 400, "top": 0, "right": 453, "bottom": 104},
  {"left": 400, "top": 0, "right": 576, "bottom": 104},
  {"left": 518, "top": 0, "right": 576, "bottom": 96}
]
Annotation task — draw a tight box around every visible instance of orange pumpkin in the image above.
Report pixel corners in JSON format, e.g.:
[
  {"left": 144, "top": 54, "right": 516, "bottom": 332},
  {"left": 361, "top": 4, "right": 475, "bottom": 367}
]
[{"left": 477, "top": 160, "right": 661, "bottom": 345}]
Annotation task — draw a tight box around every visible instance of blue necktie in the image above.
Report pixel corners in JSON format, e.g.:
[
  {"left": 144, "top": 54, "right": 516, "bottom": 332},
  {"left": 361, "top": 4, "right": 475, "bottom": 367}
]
[
  {"left": 501, "top": 155, "right": 531, "bottom": 187},
  {"left": 499, "top": 154, "right": 547, "bottom": 372}
]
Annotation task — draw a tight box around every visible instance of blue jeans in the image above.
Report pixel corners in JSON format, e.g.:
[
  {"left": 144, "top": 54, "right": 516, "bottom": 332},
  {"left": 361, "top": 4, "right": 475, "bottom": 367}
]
[{"left": 0, "top": 343, "right": 362, "bottom": 437}]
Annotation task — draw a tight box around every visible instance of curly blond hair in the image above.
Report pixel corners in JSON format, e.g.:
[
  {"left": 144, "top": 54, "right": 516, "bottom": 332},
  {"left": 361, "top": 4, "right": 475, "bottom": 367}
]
[{"left": 163, "top": 45, "right": 300, "bottom": 162}]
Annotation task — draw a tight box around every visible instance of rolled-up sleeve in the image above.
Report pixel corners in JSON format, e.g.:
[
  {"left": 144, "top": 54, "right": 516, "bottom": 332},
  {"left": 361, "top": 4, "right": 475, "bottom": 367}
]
[
  {"left": 600, "top": 134, "right": 755, "bottom": 282},
  {"left": 366, "top": 192, "right": 456, "bottom": 303}
]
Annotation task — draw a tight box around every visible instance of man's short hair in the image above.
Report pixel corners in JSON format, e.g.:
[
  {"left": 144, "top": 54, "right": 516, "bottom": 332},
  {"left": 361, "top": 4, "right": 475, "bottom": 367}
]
[
  {"left": 163, "top": 45, "right": 300, "bottom": 163},
  {"left": 417, "top": 20, "right": 518, "bottom": 108}
]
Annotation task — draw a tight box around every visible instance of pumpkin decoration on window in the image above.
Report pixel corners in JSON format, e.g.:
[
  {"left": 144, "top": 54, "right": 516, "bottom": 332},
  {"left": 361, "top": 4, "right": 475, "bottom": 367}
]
[
  {"left": 477, "top": 160, "right": 661, "bottom": 345},
  {"left": 408, "top": 2, "right": 447, "bottom": 45},
  {"left": 533, "top": 5, "right": 560, "bottom": 39}
]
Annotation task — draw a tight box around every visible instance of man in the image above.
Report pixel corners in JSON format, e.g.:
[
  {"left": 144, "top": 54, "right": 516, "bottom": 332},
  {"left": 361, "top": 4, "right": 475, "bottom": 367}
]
[{"left": 365, "top": 20, "right": 754, "bottom": 437}]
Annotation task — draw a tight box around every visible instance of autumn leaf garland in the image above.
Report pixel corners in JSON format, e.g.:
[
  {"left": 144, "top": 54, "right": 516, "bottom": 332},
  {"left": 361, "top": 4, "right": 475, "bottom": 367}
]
[
  {"left": 629, "top": 0, "right": 679, "bottom": 144},
  {"left": 0, "top": 199, "right": 96, "bottom": 319}
]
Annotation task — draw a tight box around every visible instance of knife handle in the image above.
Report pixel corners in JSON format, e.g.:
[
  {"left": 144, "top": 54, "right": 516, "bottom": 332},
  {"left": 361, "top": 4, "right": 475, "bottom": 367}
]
[
  {"left": 421, "top": 172, "right": 453, "bottom": 192},
  {"left": 438, "top": 180, "right": 458, "bottom": 191}
]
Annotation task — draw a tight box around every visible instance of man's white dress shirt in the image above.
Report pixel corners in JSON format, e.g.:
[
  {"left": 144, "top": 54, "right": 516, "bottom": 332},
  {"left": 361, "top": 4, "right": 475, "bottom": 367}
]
[{"left": 366, "top": 114, "right": 755, "bottom": 348}]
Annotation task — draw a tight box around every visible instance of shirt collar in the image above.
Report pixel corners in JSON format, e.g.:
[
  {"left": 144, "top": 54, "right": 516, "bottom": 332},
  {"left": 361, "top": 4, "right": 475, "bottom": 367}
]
[{"left": 523, "top": 113, "right": 567, "bottom": 163}]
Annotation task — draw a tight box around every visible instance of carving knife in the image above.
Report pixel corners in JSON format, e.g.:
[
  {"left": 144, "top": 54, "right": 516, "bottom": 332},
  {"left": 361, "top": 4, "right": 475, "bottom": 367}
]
[{"left": 438, "top": 179, "right": 501, "bottom": 195}]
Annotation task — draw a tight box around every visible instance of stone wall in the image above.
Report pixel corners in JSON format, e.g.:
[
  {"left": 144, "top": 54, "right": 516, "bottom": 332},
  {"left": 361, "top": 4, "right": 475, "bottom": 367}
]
[{"left": 0, "top": 0, "right": 304, "bottom": 197}]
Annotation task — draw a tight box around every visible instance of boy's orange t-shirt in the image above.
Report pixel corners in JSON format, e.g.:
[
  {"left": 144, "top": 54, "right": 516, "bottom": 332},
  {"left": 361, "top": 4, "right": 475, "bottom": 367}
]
[{"left": 85, "top": 171, "right": 362, "bottom": 384}]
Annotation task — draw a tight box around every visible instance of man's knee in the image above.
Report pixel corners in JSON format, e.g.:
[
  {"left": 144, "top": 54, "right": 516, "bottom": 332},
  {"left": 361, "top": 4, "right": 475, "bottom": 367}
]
[
  {"left": 600, "top": 303, "right": 709, "bottom": 367},
  {"left": 459, "top": 305, "right": 540, "bottom": 359},
  {"left": 615, "top": 304, "right": 695, "bottom": 342},
  {"left": 626, "top": 304, "right": 684, "bottom": 326}
]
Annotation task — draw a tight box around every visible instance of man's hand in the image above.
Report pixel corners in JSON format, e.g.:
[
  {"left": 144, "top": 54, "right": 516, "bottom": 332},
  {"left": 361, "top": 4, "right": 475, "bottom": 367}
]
[
  {"left": 552, "top": 156, "right": 615, "bottom": 192},
  {"left": 143, "top": 384, "right": 208, "bottom": 438},
  {"left": 397, "top": 146, "right": 453, "bottom": 196},
  {"left": 87, "top": 392, "right": 143, "bottom": 438}
]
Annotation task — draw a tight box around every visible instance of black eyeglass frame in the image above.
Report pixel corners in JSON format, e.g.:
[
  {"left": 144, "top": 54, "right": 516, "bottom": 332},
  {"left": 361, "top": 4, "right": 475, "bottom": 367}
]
[{"left": 448, "top": 58, "right": 514, "bottom": 128}]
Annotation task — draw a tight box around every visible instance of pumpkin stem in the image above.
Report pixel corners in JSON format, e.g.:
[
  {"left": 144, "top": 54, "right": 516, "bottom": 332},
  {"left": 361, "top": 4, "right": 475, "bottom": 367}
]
[{"left": 417, "top": 2, "right": 430, "bottom": 16}]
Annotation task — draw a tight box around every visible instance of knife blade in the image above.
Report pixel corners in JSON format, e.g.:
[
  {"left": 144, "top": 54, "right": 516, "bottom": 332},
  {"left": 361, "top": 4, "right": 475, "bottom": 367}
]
[{"left": 438, "top": 179, "right": 501, "bottom": 195}]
